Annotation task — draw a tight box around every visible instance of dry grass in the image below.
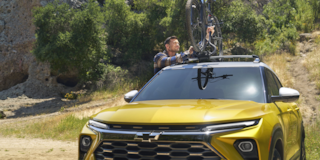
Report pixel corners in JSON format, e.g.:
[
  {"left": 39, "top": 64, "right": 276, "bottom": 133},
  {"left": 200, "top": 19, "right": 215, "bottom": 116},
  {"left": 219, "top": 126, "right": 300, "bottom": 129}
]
[
  {"left": 298, "top": 36, "right": 320, "bottom": 159},
  {"left": 303, "top": 45, "right": 320, "bottom": 90},
  {"left": 263, "top": 53, "right": 295, "bottom": 88},
  {"left": 305, "top": 116, "right": 320, "bottom": 159},
  {"left": 0, "top": 96, "right": 127, "bottom": 141},
  {"left": 73, "top": 96, "right": 127, "bottom": 119},
  {"left": 262, "top": 50, "right": 320, "bottom": 159},
  {"left": 0, "top": 113, "right": 89, "bottom": 141}
]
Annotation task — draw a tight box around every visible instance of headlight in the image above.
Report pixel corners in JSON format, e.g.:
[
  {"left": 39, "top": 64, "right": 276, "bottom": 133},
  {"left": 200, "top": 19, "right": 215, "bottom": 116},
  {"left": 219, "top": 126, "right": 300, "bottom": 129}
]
[
  {"left": 202, "top": 119, "right": 260, "bottom": 132},
  {"left": 88, "top": 120, "right": 109, "bottom": 129}
]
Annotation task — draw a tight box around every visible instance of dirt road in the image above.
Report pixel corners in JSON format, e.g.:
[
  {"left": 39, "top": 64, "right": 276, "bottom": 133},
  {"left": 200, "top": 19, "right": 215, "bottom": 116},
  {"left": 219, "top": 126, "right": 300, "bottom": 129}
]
[
  {"left": 289, "top": 55, "right": 319, "bottom": 123},
  {"left": 0, "top": 136, "right": 77, "bottom": 160},
  {"left": 0, "top": 97, "right": 127, "bottom": 160}
]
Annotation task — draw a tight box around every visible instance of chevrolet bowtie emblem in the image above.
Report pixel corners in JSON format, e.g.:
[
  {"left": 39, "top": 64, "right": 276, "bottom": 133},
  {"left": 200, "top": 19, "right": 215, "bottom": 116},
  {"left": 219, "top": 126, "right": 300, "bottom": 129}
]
[{"left": 134, "top": 132, "right": 162, "bottom": 142}]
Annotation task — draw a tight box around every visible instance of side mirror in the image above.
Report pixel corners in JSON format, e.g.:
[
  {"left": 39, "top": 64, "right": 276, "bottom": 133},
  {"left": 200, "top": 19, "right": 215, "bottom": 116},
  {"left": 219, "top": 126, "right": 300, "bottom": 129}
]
[
  {"left": 124, "top": 90, "right": 138, "bottom": 103},
  {"left": 271, "top": 87, "right": 300, "bottom": 103}
]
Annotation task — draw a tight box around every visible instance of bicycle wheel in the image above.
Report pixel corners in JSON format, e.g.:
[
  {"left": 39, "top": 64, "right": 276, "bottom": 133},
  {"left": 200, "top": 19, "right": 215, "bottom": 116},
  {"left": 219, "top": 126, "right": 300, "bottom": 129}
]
[
  {"left": 204, "top": 6, "right": 223, "bottom": 56},
  {"left": 186, "top": 0, "right": 206, "bottom": 53}
]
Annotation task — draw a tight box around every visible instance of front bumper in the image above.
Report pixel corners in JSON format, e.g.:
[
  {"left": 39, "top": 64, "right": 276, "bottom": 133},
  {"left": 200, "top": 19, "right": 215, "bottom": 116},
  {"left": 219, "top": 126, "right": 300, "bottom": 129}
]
[{"left": 79, "top": 119, "right": 270, "bottom": 160}]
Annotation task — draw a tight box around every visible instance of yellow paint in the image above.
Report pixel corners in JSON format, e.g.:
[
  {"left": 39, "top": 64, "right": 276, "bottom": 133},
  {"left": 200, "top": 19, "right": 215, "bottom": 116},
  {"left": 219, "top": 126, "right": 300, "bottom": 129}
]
[{"left": 79, "top": 99, "right": 302, "bottom": 160}]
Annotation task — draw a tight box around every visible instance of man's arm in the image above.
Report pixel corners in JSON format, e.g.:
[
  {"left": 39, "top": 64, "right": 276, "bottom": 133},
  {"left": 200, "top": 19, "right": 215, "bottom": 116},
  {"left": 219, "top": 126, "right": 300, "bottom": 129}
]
[
  {"left": 153, "top": 46, "right": 194, "bottom": 74},
  {"left": 154, "top": 53, "right": 183, "bottom": 68}
]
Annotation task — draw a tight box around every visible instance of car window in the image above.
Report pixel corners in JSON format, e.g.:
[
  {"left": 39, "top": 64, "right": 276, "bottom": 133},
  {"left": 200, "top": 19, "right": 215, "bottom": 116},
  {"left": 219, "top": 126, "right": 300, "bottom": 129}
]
[
  {"left": 272, "top": 73, "right": 283, "bottom": 89},
  {"left": 134, "top": 67, "right": 265, "bottom": 103},
  {"left": 265, "top": 69, "right": 279, "bottom": 96}
]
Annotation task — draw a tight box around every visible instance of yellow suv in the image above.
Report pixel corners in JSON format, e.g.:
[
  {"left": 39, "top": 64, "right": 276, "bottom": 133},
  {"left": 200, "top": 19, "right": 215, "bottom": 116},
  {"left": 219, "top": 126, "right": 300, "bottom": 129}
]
[{"left": 79, "top": 55, "right": 305, "bottom": 160}]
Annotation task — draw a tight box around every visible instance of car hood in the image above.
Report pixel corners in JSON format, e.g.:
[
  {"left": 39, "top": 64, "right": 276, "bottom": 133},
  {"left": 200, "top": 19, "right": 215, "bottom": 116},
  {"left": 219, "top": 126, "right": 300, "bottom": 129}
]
[{"left": 91, "top": 99, "right": 269, "bottom": 125}]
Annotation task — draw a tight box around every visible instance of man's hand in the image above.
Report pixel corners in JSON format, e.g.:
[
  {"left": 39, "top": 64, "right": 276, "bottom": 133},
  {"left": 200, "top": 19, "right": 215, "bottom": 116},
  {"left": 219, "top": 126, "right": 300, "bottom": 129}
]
[
  {"left": 206, "top": 26, "right": 215, "bottom": 40},
  {"left": 188, "top": 46, "right": 194, "bottom": 55}
]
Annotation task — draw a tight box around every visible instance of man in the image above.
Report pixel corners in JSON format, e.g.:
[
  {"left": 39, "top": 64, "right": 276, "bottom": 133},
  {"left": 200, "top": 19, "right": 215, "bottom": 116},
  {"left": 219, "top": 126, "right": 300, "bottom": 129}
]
[{"left": 153, "top": 26, "right": 215, "bottom": 74}]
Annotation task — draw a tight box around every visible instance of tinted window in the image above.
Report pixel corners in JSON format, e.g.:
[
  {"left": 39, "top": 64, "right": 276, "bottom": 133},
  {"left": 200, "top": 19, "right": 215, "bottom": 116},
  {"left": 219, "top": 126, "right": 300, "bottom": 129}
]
[
  {"left": 272, "top": 74, "right": 282, "bottom": 89},
  {"left": 265, "top": 69, "right": 279, "bottom": 96},
  {"left": 134, "top": 67, "right": 265, "bottom": 103}
]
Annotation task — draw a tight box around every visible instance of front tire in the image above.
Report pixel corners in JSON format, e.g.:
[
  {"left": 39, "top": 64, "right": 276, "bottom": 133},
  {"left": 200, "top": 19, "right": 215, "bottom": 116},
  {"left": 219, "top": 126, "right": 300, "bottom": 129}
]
[
  {"left": 300, "top": 126, "right": 306, "bottom": 160},
  {"left": 269, "top": 131, "right": 283, "bottom": 160}
]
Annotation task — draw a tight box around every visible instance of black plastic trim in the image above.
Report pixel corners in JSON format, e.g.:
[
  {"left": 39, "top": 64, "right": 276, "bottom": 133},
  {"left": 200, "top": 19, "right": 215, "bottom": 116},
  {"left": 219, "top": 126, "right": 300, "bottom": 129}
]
[
  {"left": 233, "top": 139, "right": 259, "bottom": 160},
  {"left": 271, "top": 95, "right": 300, "bottom": 103}
]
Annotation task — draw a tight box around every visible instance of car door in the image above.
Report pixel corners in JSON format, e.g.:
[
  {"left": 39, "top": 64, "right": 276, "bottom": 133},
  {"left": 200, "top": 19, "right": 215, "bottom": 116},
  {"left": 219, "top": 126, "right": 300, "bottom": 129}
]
[
  {"left": 264, "top": 68, "right": 293, "bottom": 159},
  {"left": 271, "top": 72, "right": 301, "bottom": 157}
]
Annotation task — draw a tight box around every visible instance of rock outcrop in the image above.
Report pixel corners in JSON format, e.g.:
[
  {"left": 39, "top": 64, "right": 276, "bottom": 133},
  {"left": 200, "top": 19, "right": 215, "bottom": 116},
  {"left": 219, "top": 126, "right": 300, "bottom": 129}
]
[{"left": 0, "top": 0, "right": 87, "bottom": 99}]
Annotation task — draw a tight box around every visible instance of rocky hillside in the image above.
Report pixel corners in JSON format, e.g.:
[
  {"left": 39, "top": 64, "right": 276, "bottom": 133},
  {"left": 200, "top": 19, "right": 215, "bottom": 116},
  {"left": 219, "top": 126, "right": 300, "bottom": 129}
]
[{"left": 0, "top": 0, "right": 88, "bottom": 100}]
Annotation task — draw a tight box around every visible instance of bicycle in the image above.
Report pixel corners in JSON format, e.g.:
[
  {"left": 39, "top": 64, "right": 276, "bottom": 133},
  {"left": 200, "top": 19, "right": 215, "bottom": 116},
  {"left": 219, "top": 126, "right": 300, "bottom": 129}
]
[{"left": 186, "top": 0, "right": 223, "bottom": 57}]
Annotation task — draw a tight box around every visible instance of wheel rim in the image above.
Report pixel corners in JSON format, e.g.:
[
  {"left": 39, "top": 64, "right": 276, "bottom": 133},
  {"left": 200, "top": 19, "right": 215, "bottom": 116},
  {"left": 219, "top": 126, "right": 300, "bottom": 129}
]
[{"left": 273, "top": 148, "right": 282, "bottom": 160}]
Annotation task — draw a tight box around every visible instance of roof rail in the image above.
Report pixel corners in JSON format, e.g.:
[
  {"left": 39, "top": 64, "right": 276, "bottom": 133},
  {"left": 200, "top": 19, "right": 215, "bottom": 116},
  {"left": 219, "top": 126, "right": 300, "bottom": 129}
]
[{"left": 188, "top": 55, "right": 260, "bottom": 63}]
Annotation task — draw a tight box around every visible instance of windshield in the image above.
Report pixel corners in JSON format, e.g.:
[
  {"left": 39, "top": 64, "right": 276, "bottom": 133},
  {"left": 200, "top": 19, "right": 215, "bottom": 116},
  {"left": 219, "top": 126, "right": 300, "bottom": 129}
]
[{"left": 134, "top": 67, "right": 265, "bottom": 103}]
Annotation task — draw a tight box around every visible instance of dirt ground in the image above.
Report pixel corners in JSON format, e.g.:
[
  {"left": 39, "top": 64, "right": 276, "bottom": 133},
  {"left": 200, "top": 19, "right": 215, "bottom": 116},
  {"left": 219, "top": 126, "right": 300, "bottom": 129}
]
[
  {"left": 289, "top": 56, "right": 319, "bottom": 124},
  {"left": 0, "top": 136, "right": 78, "bottom": 160}
]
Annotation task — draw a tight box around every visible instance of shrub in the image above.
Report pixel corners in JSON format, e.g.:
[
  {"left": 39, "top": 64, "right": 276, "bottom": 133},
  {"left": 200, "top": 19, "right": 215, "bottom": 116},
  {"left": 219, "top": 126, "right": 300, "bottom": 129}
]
[
  {"left": 32, "top": 0, "right": 107, "bottom": 81},
  {"left": 221, "top": 0, "right": 263, "bottom": 44}
]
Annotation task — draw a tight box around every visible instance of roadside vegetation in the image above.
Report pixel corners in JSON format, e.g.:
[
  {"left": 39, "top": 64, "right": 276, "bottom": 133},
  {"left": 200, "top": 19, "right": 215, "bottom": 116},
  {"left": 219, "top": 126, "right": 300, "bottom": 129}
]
[{"left": 0, "top": 114, "right": 89, "bottom": 141}]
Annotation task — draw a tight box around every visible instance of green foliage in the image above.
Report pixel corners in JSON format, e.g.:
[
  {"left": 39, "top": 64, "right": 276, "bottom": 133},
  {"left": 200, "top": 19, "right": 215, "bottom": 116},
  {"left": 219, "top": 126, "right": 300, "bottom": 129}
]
[
  {"left": 262, "top": 0, "right": 295, "bottom": 29},
  {"left": 96, "top": 65, "right": 129, "bottom": 90},
  {"left": 221, "top": 0, "right": 263, "bottom": 43},
  {"left": 305, "top": 120, "right": 320, "bottom": 159},
  {"left": 295, "top": 0, "right": 314, "bottom": 32},
  {"left": 251, "top": 0, "right": 301, "bottom": 55},
  {"left": 311, "top": 0, "right": 320, "bottom": 22},
  {"left": 94, "top": 63, "right": 153, "bottom": 91},
  {"left": 104, "top": 0, "right": 189, "bottom": 64},
  {"left": 64, "top": 91, "right": 82, "bottom": 100},
  {"left": 32, "top": 0, "right": 107, "bottom": 81},
  {"left": 104, "top": 0, "right": 153, "bottom": 62},
  {"left": 31, "top": 0, "right": 320, "bottom": 85}
]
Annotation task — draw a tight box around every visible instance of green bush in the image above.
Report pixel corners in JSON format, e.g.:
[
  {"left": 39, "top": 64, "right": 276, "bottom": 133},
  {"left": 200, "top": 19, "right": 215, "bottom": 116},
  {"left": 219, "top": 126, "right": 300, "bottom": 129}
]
[
  {"left": 32, "top": 0, "right": 107, "bottom": 81},
  {"left": 295, "top": 0, "right": 314, "bottom": 32},
  {"left": 31, "top": 0, "right": 320, "bottom": 85},
  {"left": 221, "top": 0, "right": 263, "bottom": 44},
  {"left": 103, "top": 0, "right": 189, "bottom": 64},
  {"left": 311, "top": 0, "right": 320, "bottom": 22}
]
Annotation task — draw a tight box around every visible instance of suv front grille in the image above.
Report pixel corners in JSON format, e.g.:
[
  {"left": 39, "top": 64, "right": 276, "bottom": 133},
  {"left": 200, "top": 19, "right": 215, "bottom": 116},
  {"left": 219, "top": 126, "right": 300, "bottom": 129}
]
[{"left": 94, "top": 141, "right": 221, "bottom": 160}]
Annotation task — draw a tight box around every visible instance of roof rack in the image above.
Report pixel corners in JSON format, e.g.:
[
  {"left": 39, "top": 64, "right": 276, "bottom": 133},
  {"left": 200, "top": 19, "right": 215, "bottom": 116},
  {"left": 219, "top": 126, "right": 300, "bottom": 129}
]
[{"left": 188, "top": 55, "right": 260, "bottom": 63}]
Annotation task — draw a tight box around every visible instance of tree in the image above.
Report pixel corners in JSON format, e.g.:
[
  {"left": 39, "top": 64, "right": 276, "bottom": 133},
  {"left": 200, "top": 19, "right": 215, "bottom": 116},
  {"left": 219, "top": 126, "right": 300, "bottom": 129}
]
[
  {"left": 220, "top": 0, "right": 263, "bottom": 43},
  {"left": 32, "top": 0, "right": 107, "bottom": 81},
  {"left": 311, "top": 0, "right": 320, "bottom": 22}
]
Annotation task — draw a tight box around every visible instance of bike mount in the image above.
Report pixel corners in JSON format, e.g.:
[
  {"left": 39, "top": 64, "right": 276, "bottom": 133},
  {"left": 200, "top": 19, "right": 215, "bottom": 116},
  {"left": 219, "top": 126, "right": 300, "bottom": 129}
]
[{"left": 187, "top": 54, "right": 260, "bottom": 63}]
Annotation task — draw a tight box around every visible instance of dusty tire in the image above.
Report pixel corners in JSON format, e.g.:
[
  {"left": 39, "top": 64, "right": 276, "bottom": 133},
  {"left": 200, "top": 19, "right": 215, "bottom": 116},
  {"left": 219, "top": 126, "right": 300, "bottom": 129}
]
[
  {"left": 269, "top": 131, "right": 283, "bottom": 160},
  {"left": 300, "top": 125, "right": 306, "bottom": 160}
]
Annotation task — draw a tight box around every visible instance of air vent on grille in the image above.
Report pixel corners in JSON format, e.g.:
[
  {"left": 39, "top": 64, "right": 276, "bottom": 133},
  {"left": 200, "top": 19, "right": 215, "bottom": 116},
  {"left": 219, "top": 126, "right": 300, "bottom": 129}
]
[
  {"left": 109, "top": 125, "right": 201, "bottom": 130},
  {"left": 94, "top": 141, "right": 221, "bottom": 160}
]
